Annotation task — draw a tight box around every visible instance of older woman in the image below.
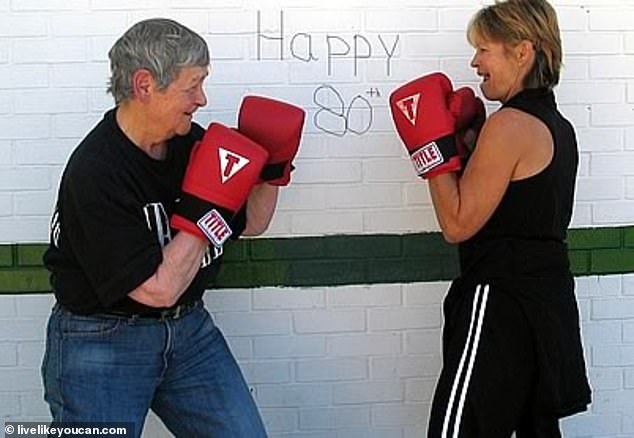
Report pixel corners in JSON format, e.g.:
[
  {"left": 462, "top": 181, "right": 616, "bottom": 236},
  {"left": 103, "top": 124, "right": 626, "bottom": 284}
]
[{"left": 41, "top": 18, "right": 287, "bottom": 437}]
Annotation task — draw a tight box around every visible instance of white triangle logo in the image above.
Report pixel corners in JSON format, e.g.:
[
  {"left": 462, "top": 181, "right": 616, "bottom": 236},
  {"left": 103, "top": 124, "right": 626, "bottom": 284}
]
[
  {"left": 218, "top": 147, "right": 250, "bottom": 183},
  {"left": 396, "top": 93, "right": 421, "bottom": 126}
]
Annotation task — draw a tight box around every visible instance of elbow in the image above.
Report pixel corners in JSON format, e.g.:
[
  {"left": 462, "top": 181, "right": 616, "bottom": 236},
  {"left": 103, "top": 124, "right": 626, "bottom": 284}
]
[
  {"left": 154, "top": 291, "right": 178, "bottom": 308},
  {"left": 440, "top": 223, "right": 475, "bottom": 244},
  {"left": 244, "top": 184, "right": 278, "bottom": 237},
  {"left": 441, "top": 230, "right": 464, "bottom": 244},
  {"left": 441, "top": 230, "right": 460, "bottom": 244},
  {"left": 131, "top": 280, "right": 178, "bottom": 308},
  {"left": 149, "top": 283, "right": 179, "bottom": 307},
  {"left": 243, "top": 224, "right": 267, "bottom": 237},
  {"left": 243, "top": 216, "right": 273, "bottom": 237}
]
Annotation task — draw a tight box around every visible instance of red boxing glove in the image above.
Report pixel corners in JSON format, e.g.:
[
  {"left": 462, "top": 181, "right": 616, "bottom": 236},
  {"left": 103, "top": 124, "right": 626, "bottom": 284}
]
[
  {"left": 389, "top": 72, "right": 460, "bottom": 179},
  {"left": 171, "top": 123, "right": 268, "bottom": 247},
  {"left": 238, "top": 95, "right": 305, "bottom": 186},
  {"left": 449, "top": 87, "right": 486, "bottom": 161}
]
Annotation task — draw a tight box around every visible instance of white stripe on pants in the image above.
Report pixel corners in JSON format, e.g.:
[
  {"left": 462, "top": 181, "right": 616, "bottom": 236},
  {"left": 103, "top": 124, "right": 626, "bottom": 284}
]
[{"left": 441, "top": 284, "right": 490, "bottom": 438}]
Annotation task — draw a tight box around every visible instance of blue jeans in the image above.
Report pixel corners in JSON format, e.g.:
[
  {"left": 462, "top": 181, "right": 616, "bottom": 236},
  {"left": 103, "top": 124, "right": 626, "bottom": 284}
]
[{"left": 41, "top": 301, "right": 267, "bottom": 438}]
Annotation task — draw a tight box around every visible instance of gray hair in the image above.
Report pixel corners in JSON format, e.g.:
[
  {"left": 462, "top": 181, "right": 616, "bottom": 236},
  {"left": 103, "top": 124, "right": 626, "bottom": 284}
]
[{"left": 107, "top": 18, "right": 210, "bottom": 104}]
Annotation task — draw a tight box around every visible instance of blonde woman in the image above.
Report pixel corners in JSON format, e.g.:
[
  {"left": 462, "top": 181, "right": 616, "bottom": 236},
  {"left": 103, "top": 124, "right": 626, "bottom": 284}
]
[{"left": 390, "top": 0, "right": 591, "bottom": 436}]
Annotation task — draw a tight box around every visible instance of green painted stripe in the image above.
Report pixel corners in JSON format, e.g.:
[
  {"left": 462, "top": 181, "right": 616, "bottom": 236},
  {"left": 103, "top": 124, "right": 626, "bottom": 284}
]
[
  {"left": 0, "top": 268, "right": 51, "bottom": 293},
  {"left": 567, "top": 228, "right": 622, "bottom": 249},
  {"left": 16, "top": 244, "right": 48, "bottom": 266},
  {"left": 1, "top": 226, "right": 633, "bottom": 293},
  {"left": 591, "top": 249, "right": 634, "bottom": 274},
  {"left": 0, "top": 245, "right": 12, "bottom": 267},
  {"left": 625, "top": 228, "right": 634, "bottom": 248}
]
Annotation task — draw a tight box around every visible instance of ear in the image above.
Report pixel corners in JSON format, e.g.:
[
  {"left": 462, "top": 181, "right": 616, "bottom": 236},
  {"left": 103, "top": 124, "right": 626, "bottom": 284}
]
[
  {"left": 515, "top": 40, "right": 535, "bottom": 66},
  {"left": 131, "top": 69, "right": 154, "bottom": 102}
]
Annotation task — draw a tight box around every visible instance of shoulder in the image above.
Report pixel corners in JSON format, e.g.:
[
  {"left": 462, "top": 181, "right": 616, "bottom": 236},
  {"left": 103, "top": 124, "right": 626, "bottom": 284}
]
[
  {"left": 65, "top": 143, "right": 107, "bottom": 179},
  {"left": 63, "top": 130, "right": 124, "bottom": 193},
  {"left": 479, "top": 107, "right": 549, "bottom": 151},
  {"left": 68, "top": 122, "right": 119, "bottom": 171},
  {"left": 477, "top": 107, "right": 553, "bottom": 181},
  {"left": 482, "top": 108, "right": 547, "bottom": 142},
  {"left": 484, "top": 107, "right": 536, "bottom": 136}
]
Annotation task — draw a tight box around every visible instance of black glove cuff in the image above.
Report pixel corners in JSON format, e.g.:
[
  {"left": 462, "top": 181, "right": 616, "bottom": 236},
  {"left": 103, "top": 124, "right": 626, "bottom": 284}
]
[
  {"left": 174, "top": 193, "right": 233, "bottom": 224},
  {"left": 409, "top": 134, "right": 457, "bottom": 176},
  {"left": 260, "top": 161, "right": 291, "bottom": 181},
  {"left": 412, "top": 134, "right": 457, "bottom": 157}
]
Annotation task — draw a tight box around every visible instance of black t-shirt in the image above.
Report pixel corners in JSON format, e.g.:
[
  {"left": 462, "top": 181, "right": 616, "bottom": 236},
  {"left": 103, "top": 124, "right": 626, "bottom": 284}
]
[{"left": 43, "top": 108, "right": 246, "bottom": 315}]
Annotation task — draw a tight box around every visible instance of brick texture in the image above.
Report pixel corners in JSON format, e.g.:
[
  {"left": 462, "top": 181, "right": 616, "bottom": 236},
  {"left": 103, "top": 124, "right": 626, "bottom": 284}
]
[{"left": 0, "top": 2, "right": 633, "bottom": 437}]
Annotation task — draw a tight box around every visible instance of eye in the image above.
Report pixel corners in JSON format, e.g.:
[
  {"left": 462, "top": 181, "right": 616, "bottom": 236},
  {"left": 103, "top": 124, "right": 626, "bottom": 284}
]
[{"left": 184, "top": 84, "right": 199, "bottom": 95}]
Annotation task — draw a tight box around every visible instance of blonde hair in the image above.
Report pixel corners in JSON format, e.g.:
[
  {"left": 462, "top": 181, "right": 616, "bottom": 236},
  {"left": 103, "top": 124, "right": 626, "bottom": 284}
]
[{"left": 467, "top": 0, "right": 562, "bottom": 90}]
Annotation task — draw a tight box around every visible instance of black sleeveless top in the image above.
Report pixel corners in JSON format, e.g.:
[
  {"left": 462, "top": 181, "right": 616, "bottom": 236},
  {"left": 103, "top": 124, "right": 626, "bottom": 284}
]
[
  {"left": 449, "top": 89, "right": 591, "bottom": 417},
  {"left": 458, "top": 88, "right": 579, "bottom": 277},
  {"left": 473, "top": 88, "right": 578, "bottom": 242}
]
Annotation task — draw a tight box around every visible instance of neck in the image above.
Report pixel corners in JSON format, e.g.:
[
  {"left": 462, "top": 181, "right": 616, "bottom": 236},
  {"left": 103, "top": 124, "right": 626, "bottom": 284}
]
[
  {"left": 116, "top": 103, "right": 167, "bottom": 160},
  {"left": 501, "top": 77, "right": 526, "bottom": 104}
]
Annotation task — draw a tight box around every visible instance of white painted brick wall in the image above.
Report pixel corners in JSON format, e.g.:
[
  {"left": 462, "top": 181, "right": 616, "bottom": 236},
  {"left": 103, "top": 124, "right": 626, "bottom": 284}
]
[
  {"left": 0, "top": 0, "right": 631, "bottom": 240},
  {"left": 0, "top": 2, "right": 633, "bottom": 437},
  {"left": 0, "top": 276, "right": 631, "bottom": 437}
]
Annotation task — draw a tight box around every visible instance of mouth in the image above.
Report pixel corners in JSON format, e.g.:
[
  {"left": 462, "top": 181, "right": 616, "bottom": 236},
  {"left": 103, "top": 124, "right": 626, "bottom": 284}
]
[{"left": 479, "top": 72, "right": 490, "bottom": 83}]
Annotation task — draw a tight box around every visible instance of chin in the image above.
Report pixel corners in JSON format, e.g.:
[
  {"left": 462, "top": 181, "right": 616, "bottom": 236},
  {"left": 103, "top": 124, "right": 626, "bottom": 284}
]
[
  {"left": 480, "top": 85, "right": 499, "bottom": 102},
  {"left": 479, "top": 84, "right": 492, "bottom": 100},
  {"left": 175, "top": 123, "right": 192, "bottom": 137}
]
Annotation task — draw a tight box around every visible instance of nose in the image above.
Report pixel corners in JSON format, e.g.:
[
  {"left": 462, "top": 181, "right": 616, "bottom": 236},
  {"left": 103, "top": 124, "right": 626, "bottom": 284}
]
[
  {"left": 470, "top": 52, "right": 478, "bottom": 69},
  {"left": 196, "top": 86, "right": 207, "bottom": 108}
]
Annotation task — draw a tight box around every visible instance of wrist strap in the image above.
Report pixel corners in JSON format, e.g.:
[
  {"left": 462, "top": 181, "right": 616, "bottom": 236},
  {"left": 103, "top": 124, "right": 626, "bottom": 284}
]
[
  {"left": 174, "top": 193, "right": 233, "bottom": 224},
  {"left": 260, "top": 160, "right": 290, "bottom": 181},
  {"left": 410, "top": 134, "right": 457, "bottom": 176}
]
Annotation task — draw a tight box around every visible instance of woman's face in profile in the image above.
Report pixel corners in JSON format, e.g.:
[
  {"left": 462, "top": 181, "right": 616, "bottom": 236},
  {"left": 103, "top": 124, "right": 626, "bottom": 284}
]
[{"left": 470, "top": 35, "right": 526, "bottom": 103}]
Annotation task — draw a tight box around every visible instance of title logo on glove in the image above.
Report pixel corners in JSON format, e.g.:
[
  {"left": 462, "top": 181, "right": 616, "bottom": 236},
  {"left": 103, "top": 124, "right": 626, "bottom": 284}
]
[
  {"left": 411, "top": 142, "right": 443, "bottom": 175},
  {"left": 396, "top": 93, "right": 420, "bottom": 126},
  {"left": 197, "top": 209, "right": 232, "bottom": 248},
  {"left": 219, "top": 148, "right": 250, "bottom": 183}
]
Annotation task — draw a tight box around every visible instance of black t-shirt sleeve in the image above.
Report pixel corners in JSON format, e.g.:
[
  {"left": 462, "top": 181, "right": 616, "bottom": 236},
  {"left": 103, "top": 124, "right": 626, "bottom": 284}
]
[{"left": 60, "top": 160, "right": 162, "bottom": 307}]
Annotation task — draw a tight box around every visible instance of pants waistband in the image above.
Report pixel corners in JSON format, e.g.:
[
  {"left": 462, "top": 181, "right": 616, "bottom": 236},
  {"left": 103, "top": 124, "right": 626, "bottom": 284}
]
[{"left": 90, "top": 300, "right": 202, "bottom": 321}]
